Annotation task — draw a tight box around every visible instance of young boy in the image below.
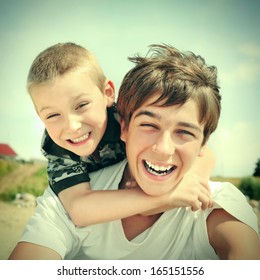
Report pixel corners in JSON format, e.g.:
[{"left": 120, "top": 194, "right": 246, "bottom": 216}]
[
  {"left": 27, "top": 42, "right": 214, "bottom": 227},
  {"left": 9, "top": 44, "right": 259, "bottom": 259}
]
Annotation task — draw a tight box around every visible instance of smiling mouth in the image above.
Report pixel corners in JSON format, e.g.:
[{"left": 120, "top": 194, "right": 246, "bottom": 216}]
[
  {"left": 143, "top": 160, "right": 176, "bottom": 176},
  {"left": 68, "top": 132, "right": 90, "bottom": 144}
]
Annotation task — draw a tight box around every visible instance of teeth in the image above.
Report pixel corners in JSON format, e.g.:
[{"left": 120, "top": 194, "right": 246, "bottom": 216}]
[
  {"left": 144, "top": 160, "right": 174, "bottom": 176},
  {"left": 145, "top": 160, "right": 172, "bottom": 172},
  {"left": 70, "top": 133, "right": 90, "bottom": 143}
]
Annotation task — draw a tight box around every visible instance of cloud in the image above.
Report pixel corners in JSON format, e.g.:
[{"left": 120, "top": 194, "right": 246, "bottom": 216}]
[
  {"left": 220, "top": 59, "right": 260, "bottom": 85},
  {"left": 209, "top": 120, "right": 260, "bottom": 177},
  {"left": 220, "top": 42, "right": 260, "bottom": 85},
  {"left": 239, "top": 42, "right": 260, "bottom": 58}
]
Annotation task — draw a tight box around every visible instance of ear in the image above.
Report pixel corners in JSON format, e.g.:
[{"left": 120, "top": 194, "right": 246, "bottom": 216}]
[
  {"left": 104, "top": 79, "right": 115, "bottom": 107},
  {"left": 119, "top": 117, "right": 127, "bottom": 142},
  {"left": 198, "top": 144, "right": 206, "bottom": 157}
]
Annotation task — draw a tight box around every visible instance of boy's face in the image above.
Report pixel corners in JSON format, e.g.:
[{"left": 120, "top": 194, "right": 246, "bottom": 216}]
[
  {"left": 120, "top": 94, "right": 205, "bottom": 196},
  {"left": 30, "top": 69, "right": 114, "bottom": 156}
]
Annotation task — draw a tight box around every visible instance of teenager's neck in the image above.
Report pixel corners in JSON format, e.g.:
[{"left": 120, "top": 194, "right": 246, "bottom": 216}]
[{"left": 119, "top": 163, "right": 142, "bottom": 191}]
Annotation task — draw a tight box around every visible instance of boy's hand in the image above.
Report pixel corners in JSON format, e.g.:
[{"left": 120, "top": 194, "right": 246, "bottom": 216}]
[
  {"left": 168, "top": 173, "right": 213, "bottom": 211},
  {"left": 141, "top": 174, "right": 212, "bottom": 216}
]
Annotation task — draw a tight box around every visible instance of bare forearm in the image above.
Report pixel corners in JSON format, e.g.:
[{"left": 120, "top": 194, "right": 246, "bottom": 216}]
[
  {"left": 69, "top": 188, "right": 166, "bottom": 226},
  {"left": 187, "top": 145, "right": 215, "bottom": 180}
]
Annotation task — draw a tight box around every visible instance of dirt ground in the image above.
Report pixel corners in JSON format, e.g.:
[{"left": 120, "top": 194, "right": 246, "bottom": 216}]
[
  {"left": 0, "top": 201, "right": 35, "bottom": 260},
  {"left": 0, "top": 162, "right": 45, "bottom": 259}
]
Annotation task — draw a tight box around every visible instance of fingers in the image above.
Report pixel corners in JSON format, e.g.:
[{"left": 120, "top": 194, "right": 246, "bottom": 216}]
[
  {"left": 194, "top": 178, "right": 213, "bottom": 210},
  {"left": 190, "top": 189, "right": 213, "bottom": 211},
  {"left": 191, "top": 202, "right": 201, "bottom": 212},
  {"left": 200, "top": 186, "right": 213, "bottom": 209},
  {"left": 177, "top": 174, "right": 213, "bottom": 211}
]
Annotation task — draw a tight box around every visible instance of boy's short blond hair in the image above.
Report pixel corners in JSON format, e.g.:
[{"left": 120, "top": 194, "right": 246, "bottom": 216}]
[{"left": 27, "top": 42, "right": 106, "bottom": 93}]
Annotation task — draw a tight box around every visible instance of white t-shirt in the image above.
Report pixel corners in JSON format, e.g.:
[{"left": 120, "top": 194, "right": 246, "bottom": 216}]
[{"left": 20, "top": 160, "right": 259, "bottom": 259}]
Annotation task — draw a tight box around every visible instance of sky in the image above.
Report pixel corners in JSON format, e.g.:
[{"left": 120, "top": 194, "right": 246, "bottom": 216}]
[{"left": 0, "top": 0, "right": 259, "bottom": 177}]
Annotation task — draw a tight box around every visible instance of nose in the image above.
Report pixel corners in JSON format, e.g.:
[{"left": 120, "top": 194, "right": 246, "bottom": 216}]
[
  {"left": 152, "top": 132, "right": 175, "bottom": 156},
  {"left": 64, "top": 114, "right": 82, "bottom": 132}
]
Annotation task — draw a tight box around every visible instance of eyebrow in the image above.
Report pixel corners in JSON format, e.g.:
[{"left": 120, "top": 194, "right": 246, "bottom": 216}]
[
  {"left": 177, "top": 122, "right": 202, "bottom": 133},
  {"left": 39, "top": 106, "right": 51, "bottom": 113},
  {"left": 134, "top": 110, "right": 161, "bottom": 120},
  {"left": 38, "top": 93, "right": 90, "bottom": 113},
  {"left": 134, "top": 110, "right": 201, "bottom": 132}
]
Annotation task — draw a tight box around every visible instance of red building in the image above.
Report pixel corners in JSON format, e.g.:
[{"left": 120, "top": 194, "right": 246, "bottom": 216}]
[{"left": 0, "top": 143, "right": 17, "bottom": 159}]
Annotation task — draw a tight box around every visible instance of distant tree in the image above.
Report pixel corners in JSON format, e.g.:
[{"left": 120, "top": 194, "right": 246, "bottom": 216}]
[
  {"left": 253, "top": 158, "right": 260, "bottom": 176},
  {"left": 239, "top": 177, "right": 254, "bottom": 199}
]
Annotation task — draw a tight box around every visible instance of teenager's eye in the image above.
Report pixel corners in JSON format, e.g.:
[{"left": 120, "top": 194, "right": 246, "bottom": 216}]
[
  {"left": 140, "top": 123, "right": 158, "bottom": 129},
  {"left": 177, "top": 130, "right": 195, "bottom": 137},
  {"left": 76, "top": 102, "right": 89, "bottom": 110}
]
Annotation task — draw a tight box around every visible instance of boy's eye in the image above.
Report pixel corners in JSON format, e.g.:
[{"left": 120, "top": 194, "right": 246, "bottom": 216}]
[
  {"left": 76, "top": 102, "right": 89, "bottom": 110},
  {"left": 46, "top": 113, "right": 60, "bottom": 119}
]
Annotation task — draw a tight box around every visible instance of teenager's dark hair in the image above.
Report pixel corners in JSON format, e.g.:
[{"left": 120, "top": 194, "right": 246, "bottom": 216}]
[{"left": 117, "top": 44, "right": 221, "bottom": 144}]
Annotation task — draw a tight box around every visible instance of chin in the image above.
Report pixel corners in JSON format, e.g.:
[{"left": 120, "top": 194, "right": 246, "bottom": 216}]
[{"left": 139, "top": 182, "right": 169, "bottom": 196}]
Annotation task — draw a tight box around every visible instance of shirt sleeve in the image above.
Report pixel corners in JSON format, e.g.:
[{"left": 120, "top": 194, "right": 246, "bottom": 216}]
[
  {"left": 209, "top": 181, "right": 259, "bottom": 235},
  {"left": 191, "top": 181, "right": 259, "bottom": 260},
  {"left": 41, "top": 131, "right": 90, "bottom": 196}
]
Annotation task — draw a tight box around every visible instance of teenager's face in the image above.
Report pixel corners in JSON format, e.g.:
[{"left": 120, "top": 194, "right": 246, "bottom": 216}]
[
  {"left": 30, "top": 70, "right": 114, "bottom": 156},
  {"left": 120, "top": 94, "right": 205, "bottom": 196}
]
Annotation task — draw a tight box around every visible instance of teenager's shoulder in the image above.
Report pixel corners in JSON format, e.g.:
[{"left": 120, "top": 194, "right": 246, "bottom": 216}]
[
  {"left": 209, "top": 181, "right": 246, "bottom": 199},
  {"left": 209, "top": 180, "right": 259, "bottom": 234},
  {"left": 89, "top": 160, "right": 127, "bottom": 191}
]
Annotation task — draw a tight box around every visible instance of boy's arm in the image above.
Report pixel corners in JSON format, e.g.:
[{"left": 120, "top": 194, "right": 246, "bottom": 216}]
[
  {"left": 59, "top": 182, "right": 170, "bottom": 226},
  {"left": 61, "top": 178, "right": 212, "bottom": 227},
  {"left": 185, "top": 145, "right": 215, "bottom": 181}
]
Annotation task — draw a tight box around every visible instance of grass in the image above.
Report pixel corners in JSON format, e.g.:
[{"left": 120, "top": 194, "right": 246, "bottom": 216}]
[
  {"left": 0, "top": 160, "right": 48, "bottom": 202},
  {"left": 0, "top": 159, "right": 19, "bottom": 177},
  {"left": 1, "top": 168, "right": 48, "bottom": 201}
]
